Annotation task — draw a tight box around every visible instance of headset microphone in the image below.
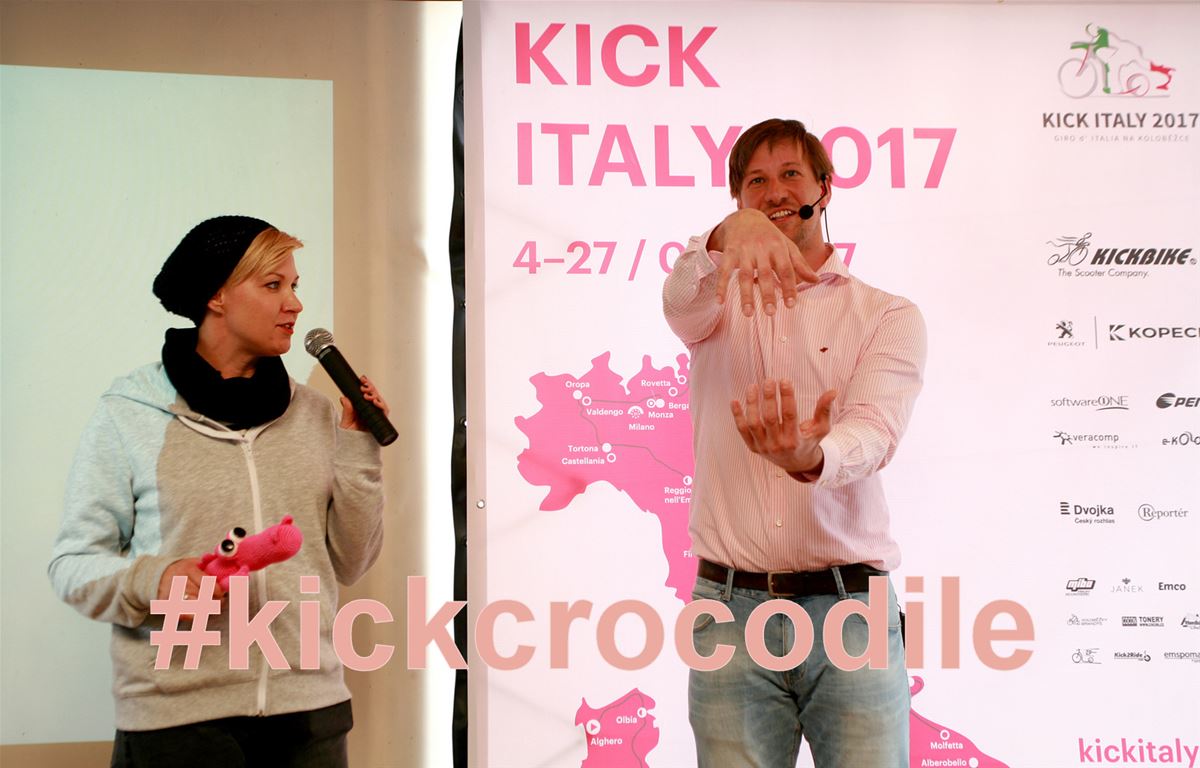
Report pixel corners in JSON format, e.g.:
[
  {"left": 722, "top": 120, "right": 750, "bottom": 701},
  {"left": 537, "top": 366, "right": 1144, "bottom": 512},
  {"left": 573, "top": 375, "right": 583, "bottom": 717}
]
[{"left": 797, "top": 177, "right": 829, "bottom": 220}]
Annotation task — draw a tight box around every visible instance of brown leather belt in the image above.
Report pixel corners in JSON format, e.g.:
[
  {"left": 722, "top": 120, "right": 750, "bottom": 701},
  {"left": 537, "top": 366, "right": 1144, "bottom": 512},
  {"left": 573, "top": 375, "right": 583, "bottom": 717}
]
[{"left": 697, "top": 559, "right": 885, "bottom": 597}]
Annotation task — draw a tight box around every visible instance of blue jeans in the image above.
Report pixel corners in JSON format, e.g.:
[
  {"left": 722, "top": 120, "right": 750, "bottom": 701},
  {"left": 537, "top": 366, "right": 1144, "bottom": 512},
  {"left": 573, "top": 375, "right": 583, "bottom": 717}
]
[{"left": 688, "top": 570, "right": 909, "bottom": 768}]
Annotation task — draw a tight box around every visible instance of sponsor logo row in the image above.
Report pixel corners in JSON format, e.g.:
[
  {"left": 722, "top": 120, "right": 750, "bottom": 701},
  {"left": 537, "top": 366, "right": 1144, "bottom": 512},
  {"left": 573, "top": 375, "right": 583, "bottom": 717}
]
[
  {"left": 1067, "top": 613, "right": 1200, "bottom": 629},
  {"left": 1065, "top": 577, "right": 1190, "bottom": 595},
  {"left": 1057, "top": 501, "right": 1190, "bottom": 525},
  {"left": 1049, "top": 429, "right": 1198, "bottom": 449},
  {"left": 1049, "top": 393, "right": 1199, "bottom": 411},
  {"left": 1069, "top": 648, "right": 1200, "bottom": 664},
  {"left": 1049, "top": 321, "right": 1199, "bottom": 348}
]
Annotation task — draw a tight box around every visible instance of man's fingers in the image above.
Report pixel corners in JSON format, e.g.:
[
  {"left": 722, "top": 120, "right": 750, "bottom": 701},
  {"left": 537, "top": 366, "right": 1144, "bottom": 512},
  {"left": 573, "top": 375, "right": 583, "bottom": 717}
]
[
  {"left": 802, "top": 389, "right": 838, "bottom": 437},
  {"left": 814, "top": 389, "right": 838, "bottom": 421},
  {"left": 757, "top": 261, "right": 778, "bottom": 317},
  {"left": 715, "top": 259, "right": 731, "bottom": 305},
  {"left": 743, "top": 383, "right": 763, "bottom": 432},
  {"left": 772, "top": 252, "right": 799, "bottom": 308},
  {"left": 736, "top": 260, "right": 756, "bottom": 317},
  {"left": 761, "top": 380, "right": 779, "bottom": 426},
  {"left": 778, "top": 380, "right": 800, "bottom": 429}
]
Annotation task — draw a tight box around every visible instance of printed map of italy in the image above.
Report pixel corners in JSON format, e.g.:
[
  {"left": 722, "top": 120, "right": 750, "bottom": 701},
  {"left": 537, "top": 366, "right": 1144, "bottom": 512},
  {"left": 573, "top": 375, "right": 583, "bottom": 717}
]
[{"left": 515, "top": 352, "right": 697, "bottom": 601}]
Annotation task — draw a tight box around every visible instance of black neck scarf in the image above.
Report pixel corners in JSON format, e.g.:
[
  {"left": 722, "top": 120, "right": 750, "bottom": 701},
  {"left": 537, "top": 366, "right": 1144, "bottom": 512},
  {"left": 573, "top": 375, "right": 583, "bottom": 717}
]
[{"left": 161, "top": 327, "right": 290, "bottom": 430}]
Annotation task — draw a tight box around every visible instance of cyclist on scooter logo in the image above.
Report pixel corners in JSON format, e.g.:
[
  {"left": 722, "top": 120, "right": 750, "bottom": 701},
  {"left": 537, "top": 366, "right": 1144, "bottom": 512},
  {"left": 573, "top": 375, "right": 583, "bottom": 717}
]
[{"left": 1059, "top": 23, "right": 1175, "bottom": 98}]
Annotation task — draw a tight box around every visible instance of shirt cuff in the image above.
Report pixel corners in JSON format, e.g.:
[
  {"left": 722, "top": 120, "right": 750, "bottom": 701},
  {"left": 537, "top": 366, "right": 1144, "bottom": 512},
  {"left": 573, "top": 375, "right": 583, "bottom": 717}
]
[
  {"left": 811, "top": 433, "right": 842, "bottom": 487},
  {"left": 692, "top": 229, "right": 720, "bottom": 275}
]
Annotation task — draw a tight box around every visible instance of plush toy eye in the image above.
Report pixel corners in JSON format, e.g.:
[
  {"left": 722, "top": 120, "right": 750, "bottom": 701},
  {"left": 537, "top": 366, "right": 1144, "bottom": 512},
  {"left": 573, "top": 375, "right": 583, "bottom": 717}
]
[{"left": 219, "top": 527, "right": 247, "bottom": 557}]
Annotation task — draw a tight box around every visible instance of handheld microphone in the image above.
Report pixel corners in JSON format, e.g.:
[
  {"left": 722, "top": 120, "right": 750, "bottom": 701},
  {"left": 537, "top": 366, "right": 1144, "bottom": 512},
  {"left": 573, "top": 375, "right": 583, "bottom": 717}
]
[{"left": 304, "top": 328, "right": 397, "bottom": 446}]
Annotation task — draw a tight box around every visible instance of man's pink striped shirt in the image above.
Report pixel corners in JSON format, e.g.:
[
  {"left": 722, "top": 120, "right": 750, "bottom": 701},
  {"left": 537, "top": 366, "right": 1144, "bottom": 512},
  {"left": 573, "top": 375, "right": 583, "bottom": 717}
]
[{"left": 663, "top": 233, "right": 926, "bottom": 573}]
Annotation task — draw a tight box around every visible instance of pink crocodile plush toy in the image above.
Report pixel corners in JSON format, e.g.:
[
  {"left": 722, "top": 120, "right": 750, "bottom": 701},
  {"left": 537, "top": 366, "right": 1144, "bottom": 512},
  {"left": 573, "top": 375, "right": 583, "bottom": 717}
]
[{"left": 199, "top": 515, "right": 304, "bottom": 590}]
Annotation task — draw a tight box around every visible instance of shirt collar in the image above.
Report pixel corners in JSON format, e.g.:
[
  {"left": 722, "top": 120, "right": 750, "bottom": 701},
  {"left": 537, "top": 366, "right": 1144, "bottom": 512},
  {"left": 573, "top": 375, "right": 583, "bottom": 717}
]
[{"left": 806, "top": 243, "right": 850, "bottom": 287}]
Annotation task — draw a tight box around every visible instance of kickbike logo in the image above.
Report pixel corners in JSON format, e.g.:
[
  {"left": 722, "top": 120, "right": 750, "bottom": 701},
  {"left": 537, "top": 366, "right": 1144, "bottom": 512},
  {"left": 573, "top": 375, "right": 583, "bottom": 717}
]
[
  {"left": 1046, "top": 233, "right": 1195, "bottom": 280},
  {"left": 1158, "top": 393, "right": 1200, "bottom": 409},
  {"left": 1048, "top": 319, "right": 1089, "bottom": 348},
  {"left": 1053, "top": 430, "right": 1133, "bottom": 449},
  {"left": 1161, "top": 430, "right": 1200, "bottom": 448},
  {"left": 1077, "top": 737, "right": 1200, "bottom": 766},
  {"left": 1060, "top": 500, "right": 1116, "bottom": 525},
  {"left": 1138, "top": 503, "right": 1190, "bottom": 522},
  {"left": 1050, "top": 393, "right": 1129, "bottom": 412},
  {"left": 1108, "top": 324, "right": 1200, "bottom": 343}
]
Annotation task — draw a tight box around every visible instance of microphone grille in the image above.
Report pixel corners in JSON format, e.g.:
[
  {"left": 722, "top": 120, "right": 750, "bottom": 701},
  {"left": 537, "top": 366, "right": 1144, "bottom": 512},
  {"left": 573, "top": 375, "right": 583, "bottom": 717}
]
[{"left": 304, "top": 327, "right": 335, "bottom": 357}]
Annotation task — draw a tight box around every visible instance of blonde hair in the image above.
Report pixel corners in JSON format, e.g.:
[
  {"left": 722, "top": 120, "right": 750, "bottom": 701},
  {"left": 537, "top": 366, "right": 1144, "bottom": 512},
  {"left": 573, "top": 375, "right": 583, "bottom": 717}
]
[{"left": 226, "top": 227, "right": 303, "bottom": 286}]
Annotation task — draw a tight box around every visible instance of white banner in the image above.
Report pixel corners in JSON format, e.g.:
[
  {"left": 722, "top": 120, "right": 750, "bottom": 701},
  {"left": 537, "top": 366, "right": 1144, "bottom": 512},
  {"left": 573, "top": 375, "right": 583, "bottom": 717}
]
[{"left": 466, "top": 3, "right": 1200, "bottom": 766}]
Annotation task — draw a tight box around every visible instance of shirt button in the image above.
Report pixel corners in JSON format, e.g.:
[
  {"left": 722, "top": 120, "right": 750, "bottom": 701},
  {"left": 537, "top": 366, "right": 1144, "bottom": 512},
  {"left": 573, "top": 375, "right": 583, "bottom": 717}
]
[
  {"left": 780, "top": 336, "right": 788, "bottom": 343},
  {"left": 775, "top": 519, "right": 783, "bottom": 527},
  {"left": 776, "top": 470, "right": 784, "bottom": 478}
]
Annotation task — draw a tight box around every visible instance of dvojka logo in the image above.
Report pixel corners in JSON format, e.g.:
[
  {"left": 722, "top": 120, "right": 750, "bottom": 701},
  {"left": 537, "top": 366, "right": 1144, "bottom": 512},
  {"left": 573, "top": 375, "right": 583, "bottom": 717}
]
[
  {"left": 1181, "top": 613, "right": 1200, "bottom": 629},
  {"left": 1047, "top": 232, "right": 1196, "bottom": 280},
  {"left": 1071, "top": 647, "right": 1101, "bottom": 664},
  {"left": 1138, "top": 503, "right": 1190, "bottom": 522},
  {"left": 1121, "top": 615, "right": 1164, "bottom": 627},
  {"left": 1107, "top": 324, "right": 1200, "bottom": 342},
  {"left": 1048, "top": 320, "right": 1089, "bottom": 348},
  {"left": 1067, "top": 577, "right": 1096, "bottom": 595},
  {"left": 1112, "top": 577, "right": 1144, "bottom": 594},
  {"left": 1113, "top": 650, "right": 1152, "bottom": 662},
  {"left": 1056, "top": 24, "right": 1175, "bottom": 99},
  {"left": 1157, "top": 392, "right": 1200, "bottom": 409},
  {"left": 1049, "top": 393, "right": 1129, "bottom": 412},
  {"left": 1061, "top": 500, "right": 1116, "bottom": 524},
  {"left": 1068, "top": 613, "right": 1108, "bottom": 627},
  {"left": 1053, "top": 430, "right": 1132, "bottom": 449},
  {"left": 1160, "top": 430, "right": 1199, "bottom": 447}
]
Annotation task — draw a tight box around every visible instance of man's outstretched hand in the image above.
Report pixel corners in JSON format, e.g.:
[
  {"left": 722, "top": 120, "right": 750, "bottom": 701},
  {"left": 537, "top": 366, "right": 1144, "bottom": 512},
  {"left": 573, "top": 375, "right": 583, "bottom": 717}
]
[
  {"left": 711, "top": 210, "right": 819, "bottom": 318},
  {"left": 730, "top": 379, "right": 836, "bottom": 478}
]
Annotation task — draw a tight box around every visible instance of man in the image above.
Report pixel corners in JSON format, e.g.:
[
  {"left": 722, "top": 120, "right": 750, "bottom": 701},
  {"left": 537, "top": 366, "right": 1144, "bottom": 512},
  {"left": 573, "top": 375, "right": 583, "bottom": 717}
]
[{"left": 662, "top": 118, "right": 925, "bottom": 768}]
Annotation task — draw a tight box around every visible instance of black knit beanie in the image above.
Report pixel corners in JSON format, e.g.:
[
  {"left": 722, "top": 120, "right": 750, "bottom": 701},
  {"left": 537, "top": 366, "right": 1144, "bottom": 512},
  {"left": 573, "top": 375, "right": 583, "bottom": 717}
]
[{"left": 153, "top": 216, "right": 273, "bottom": 324}]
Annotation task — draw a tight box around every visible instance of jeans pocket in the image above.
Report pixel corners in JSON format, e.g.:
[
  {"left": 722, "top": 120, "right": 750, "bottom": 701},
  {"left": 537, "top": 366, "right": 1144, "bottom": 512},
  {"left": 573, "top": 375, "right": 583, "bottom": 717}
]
[{"left": 690, "top": 578, "right": 728, "bottom": 633}]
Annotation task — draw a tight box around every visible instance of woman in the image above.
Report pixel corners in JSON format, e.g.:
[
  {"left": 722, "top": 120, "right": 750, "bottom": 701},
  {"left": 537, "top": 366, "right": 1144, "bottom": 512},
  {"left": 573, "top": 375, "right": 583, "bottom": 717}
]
[{"left": 49, "top": 216, "right": 387, "bottom": 767}]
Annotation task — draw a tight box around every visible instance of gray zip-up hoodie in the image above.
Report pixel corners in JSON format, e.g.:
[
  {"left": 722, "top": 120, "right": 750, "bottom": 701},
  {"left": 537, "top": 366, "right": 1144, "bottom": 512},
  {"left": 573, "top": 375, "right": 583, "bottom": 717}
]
[{"left": 49, "top": 362, "right": 384, "bottom": 730}]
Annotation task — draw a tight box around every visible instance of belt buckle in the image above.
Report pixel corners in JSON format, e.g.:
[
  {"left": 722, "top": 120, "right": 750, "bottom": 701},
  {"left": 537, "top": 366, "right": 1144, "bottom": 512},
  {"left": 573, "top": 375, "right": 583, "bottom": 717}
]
[{"left": 767, "top": 571, "right": 795, "bottom": 598}]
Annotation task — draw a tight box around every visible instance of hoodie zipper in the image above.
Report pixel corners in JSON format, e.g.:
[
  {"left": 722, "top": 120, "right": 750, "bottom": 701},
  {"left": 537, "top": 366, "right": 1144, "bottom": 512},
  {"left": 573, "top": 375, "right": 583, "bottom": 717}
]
[{"left": 239, "top": 436, "right": 270, "bottom": 716}]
